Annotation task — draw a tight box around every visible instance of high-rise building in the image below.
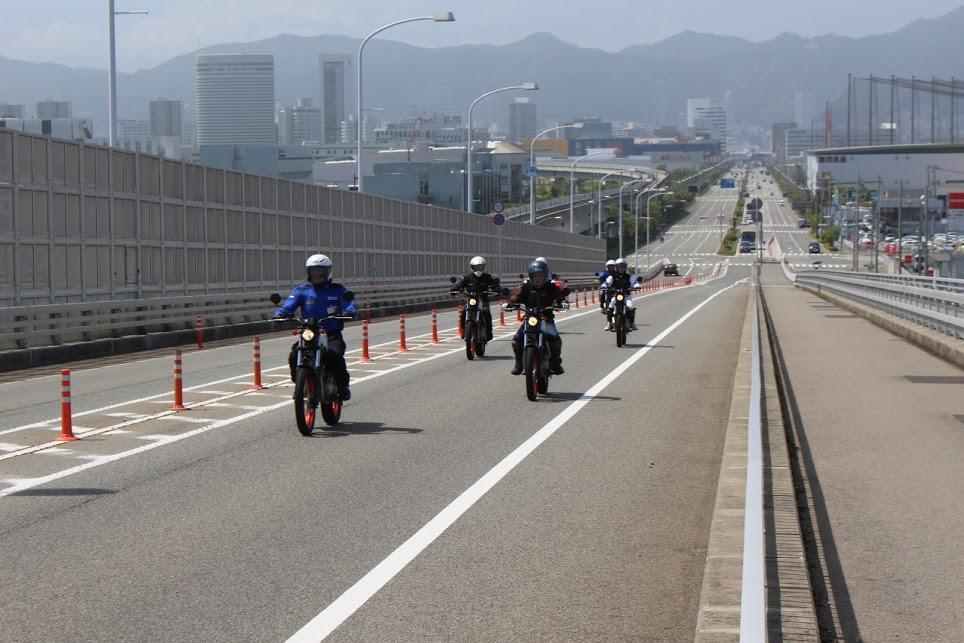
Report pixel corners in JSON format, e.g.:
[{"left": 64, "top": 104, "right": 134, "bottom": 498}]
[
  {"left": 0, "top": 103, "right": 25, "bottom": 118},
  {"left": 149, "top": 99, "right": 183, "bottom": 138},
  {"left": 508, "top": 98, "right": 537, "bottom": 142},
  {"left": 36, "top": 100, "right": 72, "bottom": 119},
  {"left": 195, "top": 54, "right": 276, "bottom": 146},
  {"left": 772, "top": 122, "right": 798, "bottom": 162},
  {"left": 319, "top": 54, "right": 354, "bottom": 144},
  {"left": 687, "top": 98, "right": 728, "bottom": 151},
  {"left": 278, "top": 98, "right": 322, "bottom": 145}
]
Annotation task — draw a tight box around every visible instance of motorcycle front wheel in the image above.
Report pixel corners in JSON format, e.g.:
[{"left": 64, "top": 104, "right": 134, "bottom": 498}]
[
  {"left": 524, "top": 345, "right": 539, "bottom": 401},
  {"left": 294, "top": 368, "right": 316, "bottom": 436},
  {"left": 615, "top": 313, "right": 626, "bottom": 347},
  {"left": 464, "top": 321, "right": 476, "bottom": 360}
]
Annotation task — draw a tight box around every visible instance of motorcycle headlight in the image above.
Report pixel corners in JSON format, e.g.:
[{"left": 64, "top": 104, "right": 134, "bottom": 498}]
[
  {"left": 301, "top": 328, "right": 316, "bottom": 342},
  {"left": 469, "top": 298, "right": 478, "bottom": 306},
  {"left": 527, "top": 316, "right": 540, "bottom": 327},
  {"left": 616, "top": 294, "right": 625, "bottom": 301}
]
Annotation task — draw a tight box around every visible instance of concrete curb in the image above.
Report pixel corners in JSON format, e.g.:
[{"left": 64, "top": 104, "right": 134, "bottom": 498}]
[
  {"left": 797, "top": 284, "right": 964, "bottom": 370},
  {"left": 694, "top": 283, "right": 753, "bottom": 641}
]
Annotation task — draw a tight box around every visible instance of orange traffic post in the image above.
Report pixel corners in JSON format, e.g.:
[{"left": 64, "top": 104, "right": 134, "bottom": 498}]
[
  {"left": 361, "top": 320, "right": 371, "bottom": 361},
  {"left": 516, "top": 307, "right": 523, "bottom": 322},
  {"left": 457, "top": 304, "right": 464, "bottom": 338},
  {"left": 170, "top": 350, "right": 189, "bottom": 411},
  {"left": 56, "top": 368, "right": 77, "bottom": 441},
  {"left": 399, "top": 314, "right": 408, "bottom": 352},
  {"left": 583, "top": 289, "right": 588, "bottom": 307},
  {"left": 574, "top": 289, "right": 581, "bottom": 309},
  {"left": 431, "top": 309, "right": 439, "bottom": 343},
  {"left": 251, "top": 336, "right": 265, "bottom": 390},
  {"left": 592, "top": 289, "right": 597, "bottom": 305},
  {"left": 195, "top": 314, "right": 205, "bottom": 350},
  {"left": 499, "top": 306, "right": 506, "bottom": 327}
]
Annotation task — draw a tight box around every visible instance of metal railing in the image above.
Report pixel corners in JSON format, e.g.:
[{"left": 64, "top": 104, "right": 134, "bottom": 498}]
[{"left": 789, "top": 267, "right": 964, "bottom": 339}]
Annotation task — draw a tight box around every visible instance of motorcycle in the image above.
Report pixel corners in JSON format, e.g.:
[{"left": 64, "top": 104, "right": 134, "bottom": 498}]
[
  {"left": 270, "top": 293, "right": 354, "bottom": 435},
  {"left": 449, "top": 277, "right": 506, "bottom": 360},
  {"left": 505, "top": 300, "right": 569, "bottom": 401},
  {"left": 609, "top": 288, "right": 632, "bottom": 347}
]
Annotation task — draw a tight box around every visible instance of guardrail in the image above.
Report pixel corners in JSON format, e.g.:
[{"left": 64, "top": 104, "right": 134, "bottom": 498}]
[
  {"left": 504, "top": 188, "right": 624, "bottom": 221},
  {"left": 0, "top": 277, "right": 602, "bottom": 355},
  {"left": 789, "top": 268, "right": 964, "bottom": 339}
]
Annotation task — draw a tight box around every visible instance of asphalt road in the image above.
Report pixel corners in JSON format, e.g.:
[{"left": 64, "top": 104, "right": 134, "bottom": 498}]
[{"left": 1, "top": 259, "right": 751, "bottom": 641}]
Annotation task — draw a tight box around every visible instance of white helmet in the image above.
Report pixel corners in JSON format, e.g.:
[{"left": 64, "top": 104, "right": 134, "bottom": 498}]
[
  {"left": 470, "top": 256, "right": 486, "bottom": 276},
  {"left": 606, "top": 259, "right": 615, "bottom": 267},
  {"left": 614, "top": 257, "right": 628, "bottom": 272},
  {"left": 305, "top": 254, "right": 333, "bottom": 280}
]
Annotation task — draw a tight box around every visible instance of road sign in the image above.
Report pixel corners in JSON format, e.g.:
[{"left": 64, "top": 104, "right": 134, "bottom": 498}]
[
  {"left": 948, "top": 192, "right": 964, "bottom": 210},
  {"left": 493, "top": 200, "right": 505, "bottom": 213},
  {"left": 527, "top": 166, "right": 538, "bottom": 178},
  {"left": 492, "top": 213, "right": 505, "bottom": 226}
]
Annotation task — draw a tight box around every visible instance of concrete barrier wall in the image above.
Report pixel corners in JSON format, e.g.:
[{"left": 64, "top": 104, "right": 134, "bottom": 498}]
[{"left": 0, "top": 129, "right": 605, "bottom": 307}]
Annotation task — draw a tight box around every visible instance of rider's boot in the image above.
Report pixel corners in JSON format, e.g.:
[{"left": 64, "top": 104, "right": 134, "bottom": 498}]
[{"left": 510, "top": 342, "right": 523, "bottom": 375}]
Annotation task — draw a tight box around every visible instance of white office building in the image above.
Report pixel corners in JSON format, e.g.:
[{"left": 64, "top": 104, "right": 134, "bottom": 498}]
[
  {"left": 320, "top": 54, "right": 354, "bottom": 144},
  {"left": 195, "top": 54, "right": 276, "bottom": 146},
  {"left": 508, "top": 98, "right": 537, "bottom": 143},
  {"left": 36, "top": 100, "right": 72, "bottom": 119},
  {"left": 278, "top": 98, "right": 322, "bottom": 145},
  {"left": 0, "top": 103, "right": 25, "bottom": 118},
  {"left": 687, "top": 97, "right": 728, "bottom": 151},
  {"left": 149, "top": 99, "right": 183, "bottom": 139},
  {"left": 0, "top": 118, "right": 92, "bottom": 141}
]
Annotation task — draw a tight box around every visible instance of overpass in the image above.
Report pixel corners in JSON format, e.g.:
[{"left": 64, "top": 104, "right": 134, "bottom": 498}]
[{"left": 1, "top": 157, "right": 961, "bottom": 642}]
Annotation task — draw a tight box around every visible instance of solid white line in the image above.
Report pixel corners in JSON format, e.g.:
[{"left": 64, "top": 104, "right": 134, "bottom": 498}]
[{"left": 284, "top": 278, "right": 746, "bottom": 642}]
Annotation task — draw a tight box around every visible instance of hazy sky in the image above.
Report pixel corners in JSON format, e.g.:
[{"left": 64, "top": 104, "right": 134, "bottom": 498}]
[{"left": 2, "top": 0, "right": 962, "bottom": 72}]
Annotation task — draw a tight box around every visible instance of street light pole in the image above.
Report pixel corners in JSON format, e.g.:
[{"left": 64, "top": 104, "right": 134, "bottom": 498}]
[
  {"left": 597, "top": 172, "right": 616, "bottom": 239},
  {"left": 107, "top": 0, "right": 148, "bottom": 147},
  {"left": 646, "top": 190, "right": 669, "bottom": 271},
  {"left": 569, "top": 150, "right": 613, "bottom": 233},
  {"left": 618, "top": 179, "right": 648, "bottom": 257},
  {"left": 529, "top": 124, "right": 579, "bottom": 224},
  {"left": 356, "top": 12, "right": 454, "bottom": 193},
  {"left": 467, "top": 82, "right": 538, "bottom": 213}
]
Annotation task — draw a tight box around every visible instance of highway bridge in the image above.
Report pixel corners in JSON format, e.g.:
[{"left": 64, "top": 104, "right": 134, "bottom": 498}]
[{"left": 1, "top": 153, "right": 961, "bottom": 641}]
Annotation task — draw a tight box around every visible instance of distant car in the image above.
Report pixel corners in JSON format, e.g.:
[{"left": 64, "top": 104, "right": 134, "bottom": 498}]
[
  {"left": 798, "top": 218, "right": 810, "bottom": 228},
  {"left": 739, "top": 241, "right": 754, "bottom": 253},
  {"left": 808, "top": 242, "right": 821, "bottom": 254},
  {"left": 663, "top": 263, "right": 679, "bottom": 276}
]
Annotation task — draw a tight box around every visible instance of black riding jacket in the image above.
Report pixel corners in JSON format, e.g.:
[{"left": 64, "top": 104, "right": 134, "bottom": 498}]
[
  {"left": 509, "top": 282, "right": 570, "bottom": 321},
  {"left": 451, "top": 272, "right": 501, "bottom": 302}
]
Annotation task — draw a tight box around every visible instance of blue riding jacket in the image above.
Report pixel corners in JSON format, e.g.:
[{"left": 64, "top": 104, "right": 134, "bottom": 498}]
[{"left": 274, "top": 281, "right": 357, "bottom": 332}]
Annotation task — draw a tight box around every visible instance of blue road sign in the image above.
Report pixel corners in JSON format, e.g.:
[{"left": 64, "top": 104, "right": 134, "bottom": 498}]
[
  {"left": 527, "top": 166, "right": 538, "bottom": 178},
  {"left": 493, "top": 213, "right": 506, "bottom": 226}
]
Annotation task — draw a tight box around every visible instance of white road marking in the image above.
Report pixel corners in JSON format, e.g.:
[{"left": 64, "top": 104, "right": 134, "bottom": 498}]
[{"left": 284, "top": 277, "right": 747, "bottom": 642}]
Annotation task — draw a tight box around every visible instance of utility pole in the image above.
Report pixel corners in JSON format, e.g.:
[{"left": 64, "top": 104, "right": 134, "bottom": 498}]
[
  {"left": 911, "top": 76, "right": 917, "bottom": 144},
  {"left": 846, "top": 73, "right": 852, "bottom": 147},
  {"left": 869, "top": 74, "right": 874, "bottom": 146},
  {"left": 897, "top": 179, "right": 904, "bottom": 276},
  {"left": 890, "top": 75, "right": 896, "bottom": 145},
  {"left": 874, "top": 176, "right": 881, "bottom": 273}
]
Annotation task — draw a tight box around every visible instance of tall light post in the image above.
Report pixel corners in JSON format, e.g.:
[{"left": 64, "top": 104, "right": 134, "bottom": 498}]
[
  {"left": 618, "top": 179, "right": 648, "bottom": 257},
  {"left": 528, "top": 124, "right": 580, "bottom": 224},
  {"left": 467, "top": 82, "right": 538, "bottom": 213},
  {"left": 107, "top": 0, "right": 148, "bottom": 147},
  {"left": 356, "top": 12, "right": 455, "bottom": 193},
  {"left": 644, "top": 189, "right": 670, "bottom": 271},
  {"left": 596, "top": 172, "right": 617, "bottom": 239},
  {"left": 569, "top": 150, "right": 613, "bottom": 233}
]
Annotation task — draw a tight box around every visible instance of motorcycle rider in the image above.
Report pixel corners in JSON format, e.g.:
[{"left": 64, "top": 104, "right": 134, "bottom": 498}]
[
  {"left": 450, "top": 256, "right": 502, "bottom": 341},
  {"left": 599, "top": 259, "right": 616, "bottom": 326},
  {"left": 507, "top": 259, "right": 570, "bottom": 376},
  {"left": 604, "top": 257, "right": 638, "bottom": 331},
  {"left": 274, "top": 254, "right": 357, "bottom": 400}
]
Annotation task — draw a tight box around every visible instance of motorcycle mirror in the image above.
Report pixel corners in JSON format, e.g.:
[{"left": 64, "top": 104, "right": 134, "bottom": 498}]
[
  {"left": 343, "top": 291, "right": 355, "bottom": 302},
  {"left": 501, "top": 287, "right": 510, "bottom": 296},
  {"left": 493, "top": 277, "right": 501, "bottom": 285},
  {"left": 518, "top": 273, "right": 525, "bottom": 280},
  {"left": 269, "top": 293, "right": 282, "bottom": 305},
  {"left": 449, "top": 276, "right": 457, "bottom": 283}
]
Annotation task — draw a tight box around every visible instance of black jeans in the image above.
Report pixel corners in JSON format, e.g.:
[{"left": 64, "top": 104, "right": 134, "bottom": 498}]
[
  {"left": 288, "top": 330, "right": 349, "bottom": 389},
  {"left": 511, "top": 324, "right": 562, "bottom": 367}
]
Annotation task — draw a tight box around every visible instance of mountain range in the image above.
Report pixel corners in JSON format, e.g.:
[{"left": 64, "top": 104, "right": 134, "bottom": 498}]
[{"left": 2, "top": 7, "right": 964, "bottom": 133}]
